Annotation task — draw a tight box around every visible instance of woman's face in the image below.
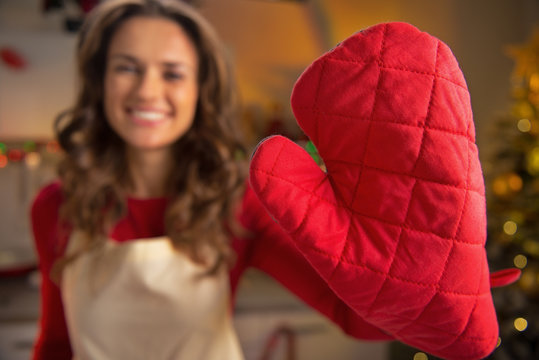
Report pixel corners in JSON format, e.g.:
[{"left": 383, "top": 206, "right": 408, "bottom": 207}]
[{"left": 104, "top": 16, "right": 199, "bottom": 152}]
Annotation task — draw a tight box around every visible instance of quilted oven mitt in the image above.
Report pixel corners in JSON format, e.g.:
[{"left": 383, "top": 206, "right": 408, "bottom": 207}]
[{"left": 249, "top": 22, "right": 520, "bottom": 359}]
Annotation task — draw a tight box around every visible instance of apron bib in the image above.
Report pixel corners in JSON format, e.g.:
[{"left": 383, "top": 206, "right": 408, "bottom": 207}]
[{"left": 61, "top": 232, "right": 244, "bottom": 360}]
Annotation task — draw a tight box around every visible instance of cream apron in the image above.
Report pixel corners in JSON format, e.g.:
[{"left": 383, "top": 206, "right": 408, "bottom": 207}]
[{"left": 61, "top": 232, "right": 244, "bottom": 360}]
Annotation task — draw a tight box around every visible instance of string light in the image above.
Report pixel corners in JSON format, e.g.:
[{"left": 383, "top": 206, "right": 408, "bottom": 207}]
[
  {"left": 0, "top": 154, "right": 7, "bottom": 168},
  {"left": 503, "top": 220, "right": 518, "bottom": 235},
  {"left": 46, "top": 140, "right": 60, "bottom": 153},
  {"left": 530, "top": 73, "right": 539, "bottom": 92},
  {"left": 496, "top": 337, "right": 502, "bottom": 348},
  {"left": 513, "top": 254, "right": 528, "bottom": 269},
  {"left": 492, "top": 173, "right": 523, "bottom": 196},
  {"left": 517, "top": 118, "right": 532, "bottom": 132},
  {"left": 25, "top": 152, "right": 41, "bottom": 168},
  {"left": 7, "top": 149, "right": 23, "bottom": 162},
  {"left": 507, "top": 173, "right": 523, "bottom": 191},
  {"left": 23, "top": 140, "right": 36, "bottom": 153},
  {"left": 0, "top": 140, "right": 60, "bottom": 169},
  {"left": 413, "top": 352, "right": 428, "bottom": 360},
  {"left": 492, "top": 176, "right": 509, "bottom": 196},
  {"left": 527, "top": 147, "right": 539, "bottom": 175},
  {"left": 514, "top": 317, "right": 528, "bottom": 332},
  {"left": 494, "top": 28, "right": 539, "bottom": 359}
]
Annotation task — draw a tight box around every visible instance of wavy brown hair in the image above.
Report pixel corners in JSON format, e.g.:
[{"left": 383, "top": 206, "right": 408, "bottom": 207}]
[{"left": 55, "top": 0, "right": 246, "bottom": 272}]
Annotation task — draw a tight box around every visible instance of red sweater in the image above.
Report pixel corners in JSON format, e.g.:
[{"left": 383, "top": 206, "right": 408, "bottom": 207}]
[{"left": 31, "top": 182, "right": 391, "bottom": 360}]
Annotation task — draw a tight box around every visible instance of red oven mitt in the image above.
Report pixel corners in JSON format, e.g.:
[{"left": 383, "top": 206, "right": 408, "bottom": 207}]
[{"left": 249, "top": 22, "right": 520, "bottom": 359}]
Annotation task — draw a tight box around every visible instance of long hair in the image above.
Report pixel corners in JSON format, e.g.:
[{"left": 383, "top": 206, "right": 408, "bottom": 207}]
[{"left": 55, "top": 0, "right": 246, "bottom": 272}]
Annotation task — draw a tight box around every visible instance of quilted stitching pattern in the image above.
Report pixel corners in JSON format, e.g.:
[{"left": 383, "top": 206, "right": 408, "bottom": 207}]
[{"left": 249, "top": 23, "right": 497, "bottom": 359}]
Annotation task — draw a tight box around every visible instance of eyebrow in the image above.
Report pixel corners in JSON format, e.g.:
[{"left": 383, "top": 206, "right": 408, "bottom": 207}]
[{"left": 108, "top": 53, "right": 195, "bottom": 70}]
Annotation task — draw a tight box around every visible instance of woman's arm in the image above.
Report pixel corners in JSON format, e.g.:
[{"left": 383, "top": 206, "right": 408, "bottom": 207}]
[
  {"left": 30, "top": 182, "right": 73, "bottom": 360},
  {"left": 233, "top": 186, "right": 392, "bottom": 341}
]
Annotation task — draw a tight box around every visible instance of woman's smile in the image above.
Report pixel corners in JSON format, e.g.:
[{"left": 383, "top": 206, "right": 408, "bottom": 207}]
[{"left": 128, "top": 107, "right": 170, "bottom": 126}]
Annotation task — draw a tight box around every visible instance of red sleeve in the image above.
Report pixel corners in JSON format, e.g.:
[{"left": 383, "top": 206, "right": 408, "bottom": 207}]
[
  {"left": 234, "top": 185, "right": 393, "bottom": 341},
  {"left": 30, "top": 182, "right": 73, "bottom": 360}
]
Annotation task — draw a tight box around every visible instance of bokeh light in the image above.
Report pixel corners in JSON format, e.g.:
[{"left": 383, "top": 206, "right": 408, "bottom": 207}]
[
  {"left": 25, "top": 152, "right": 41, "bottom": 168},
  {"left": 517, "top": 118, "right": 531, "bottom": 132},
  {"left": 527, "top": 147, "right": 539, "bottom": 175},
  {"left": 413, "top": 352, "right": 428, "bottom": 360},
  {"left": 503, "top": 221, "right": 518, "bottom": 235},
  {"left": 0, "top": 154, "right": 7, "bottom": 168},
  {"left": 514, "top": 317, "right": 528, "bottom": 332},
  {"left": 513, "top": 254, "right": 528, "bottom": 269}
]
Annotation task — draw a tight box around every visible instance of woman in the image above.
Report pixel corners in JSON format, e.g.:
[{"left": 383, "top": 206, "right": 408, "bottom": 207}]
[
  {"left": 31, "top": 1, "right": 391, "bottom": 359},
  {"left": 32, "top": 0, "right": 511, "bottom": 359}
]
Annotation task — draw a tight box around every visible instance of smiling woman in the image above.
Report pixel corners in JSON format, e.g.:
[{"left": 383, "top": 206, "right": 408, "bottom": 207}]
[{"left": 33, "top": 0, "right": 250, "bottom": 358}]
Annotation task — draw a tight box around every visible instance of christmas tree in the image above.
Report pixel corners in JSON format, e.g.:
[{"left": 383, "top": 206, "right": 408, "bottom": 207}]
[{"left": 486, "top": 28, "right": 539, "bottom": 360}]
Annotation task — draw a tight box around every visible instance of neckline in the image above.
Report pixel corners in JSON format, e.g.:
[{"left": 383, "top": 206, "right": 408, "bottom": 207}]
[{"left": 127, "top": 196, "right": 168, "bottom": 203}]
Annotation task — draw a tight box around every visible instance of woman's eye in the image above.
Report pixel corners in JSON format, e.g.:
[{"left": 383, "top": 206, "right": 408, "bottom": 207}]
[
  {"left": 164, "top": 71, "right": 184, "bottom": 81},
  {"left": 114, "top": 64, "right": 139, "bottom": 74}
]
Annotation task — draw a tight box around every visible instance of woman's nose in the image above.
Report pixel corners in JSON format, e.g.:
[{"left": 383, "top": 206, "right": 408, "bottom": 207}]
[{"left": 134, "top": 68, "right": 163, "bottom": 100}]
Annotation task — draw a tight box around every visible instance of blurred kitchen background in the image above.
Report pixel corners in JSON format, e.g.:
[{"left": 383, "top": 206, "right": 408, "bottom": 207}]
[{"left": 0, "top": 0, "right": 538, "bottom": 359}]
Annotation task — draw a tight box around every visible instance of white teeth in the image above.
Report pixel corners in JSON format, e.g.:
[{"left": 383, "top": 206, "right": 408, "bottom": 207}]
[{"left": 132, "top": 110, "right": 165, "bottom": 121}]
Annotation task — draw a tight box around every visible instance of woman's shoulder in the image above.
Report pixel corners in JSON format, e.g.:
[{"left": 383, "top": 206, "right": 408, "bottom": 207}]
[
  {"left": 31, "top": 181, "right": 65, "bottom": 241},
  {"left": 32, "top": 181, "right": 63, "bottom": 217},
  {"left": 33, "top": 181, "right": 63, "bottom": 202},
  {"left": 30, "top": 181, "right": 68, "bottom": 265}
]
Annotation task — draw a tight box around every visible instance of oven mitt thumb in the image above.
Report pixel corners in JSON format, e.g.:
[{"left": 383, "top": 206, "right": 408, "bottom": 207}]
[{"left": 249, "top": 22, "right": 520, "bottom": 359}]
